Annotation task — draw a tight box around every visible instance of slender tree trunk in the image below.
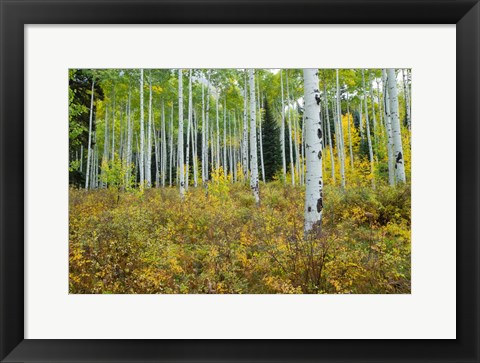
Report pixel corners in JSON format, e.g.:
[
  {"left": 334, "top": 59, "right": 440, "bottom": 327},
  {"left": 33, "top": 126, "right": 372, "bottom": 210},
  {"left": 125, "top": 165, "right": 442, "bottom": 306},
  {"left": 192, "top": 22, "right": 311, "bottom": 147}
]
[
  {"left": 215, "top": 95, "right": 220, "bottom": 171},
  {"left": 223, "top": 97, "right": 227, "bottom": 177},
  {"left": 126, "top": 88, "right": 133, "bottom": 187},
  {"left": 402, "top": 69, "right": 411, "bottom": 130},
  {"left": 111, "top": 87, "right": 116, "bottom": 162},
  {"left": 382, "top": 70, "right": 395, "bottom": 186},
  {"left": 280, "top": 70, "right": 287, "bottom": 182},
  {"left": 102, "top": 104, "right": 109, "bottom": 188},
  {"left": 242, "top": 70, "right": 249, "bottom": 182},
  {"left": 85, "top": 79, "right": 95, "bottom": 190},
  {"left": 368, "top": 71, "right": 378, "bottom": 147},
  {"left": 201, "top": 82, "right": 206, "bottom": 183},
  {"left": 162, "top": 102, "right": 166, "bottom": 187},
  {"left": 205, "top": 72, "right": 211, "bottom": 181},
  {"left": 146, "top": 71, "right": 152, "bottom": 188},
  {"left": 249, "top": 69, "right": 260, "bottom": 204},
  {"left": 323, "top": 83, "right": 335, "bottom": 184},
  {"left": 169, "top": 104, "right": 174, "bottom": 186},
  {"left": 386, "top": 68, "right": 406, "bottom": 183},
  {"left": 303, "top": 69, "right": 323, "bottom": 234},
  {"left": 139, "top": 69, "right": 145, "bottom": 189},
  {"left": 257, "top": 80, "right": 265, "bottom": 183},
  {"left": 362, "top": 69, "right": 375, "bottom": 185},
  {"left": 286, "top": 71, "right": 295, "bottom": 186},
  {"left": 178, "top": 69, "right": 185, "bottom": 198},
  {"left": 192, "top": 109, "right": 198, "bottom": 188},
  {"left": 336, "top": 69, "right": 346, "bottom": 188},
  {"left": 346, "top": 92, "right": 354, "bottom": 170}
]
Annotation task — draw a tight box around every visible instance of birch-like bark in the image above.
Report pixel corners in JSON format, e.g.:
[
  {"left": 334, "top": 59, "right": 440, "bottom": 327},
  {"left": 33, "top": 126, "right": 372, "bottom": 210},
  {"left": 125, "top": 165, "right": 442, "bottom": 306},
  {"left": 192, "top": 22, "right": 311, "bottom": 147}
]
[
  {"left": 286, "top": 71, "right": 295, "bottom": 186},
  {"left": 280, "top": 70, "right": 287, "bottom": 182},
  {"left": 368, "top": 71, "right": 378, "bottom": 146},
  {"left": 185, "top": 70, "right": 192, "bottom": 190},
  {"left": 402, "top": 69, "right": 411, "bottom": 130},
  {"left": 223, "top": 97, "right": 227, "bottom": 177},
  {"left": 346, "top": 93, "right": 354, "bottom": 170},
  {"left": 205, "top": 72, "right": 211, "bottom": 181},
  {"left": 162, "top": 102, "right": 166, "bottom": 187},
  {"left": 146, "top": 71, "right": 152, "bottom": 187},
  {"left": 178, "top": 69, "right": 185, "bottom": 198},
  {"left": 242, "top": 70, "right": 249, "bottom": 181},
  {"left": 386, "top": 68, "right": 406, "bottom": 183},
  {"left": 139, "top": 69, "right": 145, "bottom": 189},
  {"left": 201, "top": 81, "right": 206, "bottom": 183},
  {"left": 248, "top": 69, "right": 260, "bottom": 204},
  {"left": 126, "top": 88, "right": 132, "bottom": 186},
  {"left": 111, "top": 87, "right": 116, "bottom": 162},
  {"left": 257, "top": 79, "right": 265, "bottom": 183},
  {"left": 303, "top": 69, "right": 323, "bottom": 234},
  {"left": 336, "top": 69, "right": 346, "bottom": 188},
  {"left": 102, "top": 104, "right": 109, "bottom": 188},
  {"left": 323, "top": 82, "right": 335, "bottom": 184},
  {"left": 169, "top": 104, "right": 173, "bottom": 186},
  {"left": 85, "top": 79, "right": 95, "bottom": 189},
  {"left": 382, "top": 70, "right": 395, "bottom": 186},
  {"left": 215, "top": 95, "right": 220, "bottom": 171},
  {"left": 192, "top": 109, "right": 198, "bottom": 187},
  {"left": 362, "top": 70, "right": 375, "bottom": 184}
]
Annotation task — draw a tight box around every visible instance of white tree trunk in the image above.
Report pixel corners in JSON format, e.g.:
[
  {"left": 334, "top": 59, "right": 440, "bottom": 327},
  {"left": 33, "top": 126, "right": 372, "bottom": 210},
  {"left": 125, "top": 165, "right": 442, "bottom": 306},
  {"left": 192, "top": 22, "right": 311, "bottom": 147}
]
[
  {"left": 336, "top": 69, "right": 346, "bottom": 188},
  {"left": 402, "top": 69, "right": 411, "bottom": 130},
  {"left": 223, "top": 97, "right": 227, "bottom": 177},
  {"left": 280, "top": 70, "right": 287, "bottom": 182},
  {"left": 346, "top": 93, "right": 354, "bottom": 170},
  {"left": 242, "top": 70, "right": 249, "bottom": 181},
  {"left": 126, "top": 88, "right": 133, "bottom": 186},
  {"left": 382, "top": 69, "right": 395, "bottom": 186},
  {"left": 185, "top": 69, "right": 192, "bottom": 190},
  {"left": 215, "top": 95, "right": 220, "bottom": 170},
  {"left": 362, "top": 69, "right": 375, "bottom": 184},
  {"left": 85, "top": 79, "right": 95, "bottom": 190},
  {"left": 248, "top": 69, "right": 260, "bottom": 204},
  {"left": 257, "top": 79, "right": 265, "bottom": 183},
  {"left": 201, "top": 81, "right": 206, "bottom": 183},
  {"left": 169, "top": 104, "right": 173, "bottom": 187},
  {"left": 323, "top": 83, "right": 335, "bottom": 184},
  {"left": 162, "top": 102, "right": 166, "bottom": 187},
  {"left": 139, "top": 69, "right": 145, "bottom": 188},
  {"left": 303, "top": 69, "right": 323, "bottom": 234},
  {"left": 146, "top": 72, "right": 152, "bottom": 187},
  {"left": 386, "top": 68, "right": 406, "bottom": 183},
  {"left": 178, "top": 69, "right": 185, "bottom": 197},
  {"left": 286, "top": 72, "right": 295, "bottom": 186}
]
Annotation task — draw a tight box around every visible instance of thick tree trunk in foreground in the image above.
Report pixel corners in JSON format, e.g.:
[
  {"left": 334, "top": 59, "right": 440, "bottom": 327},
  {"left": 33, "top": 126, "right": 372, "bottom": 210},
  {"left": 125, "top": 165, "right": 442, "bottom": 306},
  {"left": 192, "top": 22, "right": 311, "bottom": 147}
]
[
  {"left": 303, "top": 69, "right": 323, "bottom": 234},
  {"left": 386, "top": 68, "right": 406, "bottom": 183},
  {"left": 249, "top": 69, "right": 260, "bottom": 204}
]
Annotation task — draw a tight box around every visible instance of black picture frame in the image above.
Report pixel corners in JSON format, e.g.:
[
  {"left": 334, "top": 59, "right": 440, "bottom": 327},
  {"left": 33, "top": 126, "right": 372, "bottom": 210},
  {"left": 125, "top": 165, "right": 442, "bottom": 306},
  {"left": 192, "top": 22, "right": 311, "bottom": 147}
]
[{"left": 1, "top": 0, "right": 478, "bottom": 362}]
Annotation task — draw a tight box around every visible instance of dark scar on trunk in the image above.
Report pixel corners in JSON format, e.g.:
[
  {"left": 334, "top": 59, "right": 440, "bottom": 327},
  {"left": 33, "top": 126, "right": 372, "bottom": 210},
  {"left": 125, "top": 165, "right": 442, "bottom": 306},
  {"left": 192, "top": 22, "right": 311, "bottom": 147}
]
[
  {"left": 396, "top": 151, "right": 403, "bottom": 164},
  {"left": 317, "top": 128, "right": 322, "bottom": 139},
  {"left": 317, "top": 198, "right": 323, "bottom": 213},
  {"left": 308, "top": 206, "right": 312, "bottom": 212},
  {"left": 318, "top": 150, "right": 322, "bottom": 159}
]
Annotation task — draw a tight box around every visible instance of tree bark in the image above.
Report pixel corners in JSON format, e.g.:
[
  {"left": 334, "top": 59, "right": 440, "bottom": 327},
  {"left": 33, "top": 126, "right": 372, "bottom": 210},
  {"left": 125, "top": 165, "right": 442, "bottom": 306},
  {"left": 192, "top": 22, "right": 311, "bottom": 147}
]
[
  {"left": 178, "top": 69, "right": 185, "bottom": 197},
  {"left": 303, "top": 69, "right": 323, "bottom": 234},
  {"left": 85, "top": 79, "right": 95, "bottom": 190},
  {"left": 248, "top": 69, "right": 260, "bottom": 204},
  {"left": 386, "top": 68, "right": 406, "bottom": 183}
]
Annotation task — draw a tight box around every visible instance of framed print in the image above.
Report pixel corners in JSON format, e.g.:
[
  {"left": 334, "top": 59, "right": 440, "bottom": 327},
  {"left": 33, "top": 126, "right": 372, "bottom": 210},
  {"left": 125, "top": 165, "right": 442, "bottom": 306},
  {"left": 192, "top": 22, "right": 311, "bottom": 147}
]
[{"left": 1, "top": 0, "right": 479, "bottom": 362}]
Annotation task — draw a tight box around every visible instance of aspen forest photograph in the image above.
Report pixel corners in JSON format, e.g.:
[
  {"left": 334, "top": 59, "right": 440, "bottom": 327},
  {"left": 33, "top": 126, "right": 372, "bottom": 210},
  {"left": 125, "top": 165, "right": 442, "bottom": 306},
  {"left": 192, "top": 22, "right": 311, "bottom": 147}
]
[{"left": 69, "top": 68, "right": 411, "bottom": 294}]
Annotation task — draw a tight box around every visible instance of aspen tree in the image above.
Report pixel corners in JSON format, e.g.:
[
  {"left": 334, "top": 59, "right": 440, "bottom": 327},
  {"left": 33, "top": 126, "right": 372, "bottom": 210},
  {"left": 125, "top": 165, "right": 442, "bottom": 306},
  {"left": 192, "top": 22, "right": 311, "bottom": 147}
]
[
  {"left": 303, "top": 69, "right": 323, "bottom": 233},
  {"left": 249, "top": 69, "right": 260, "bottom": 204},
  {"left": 386, "top": 68, "right": 406, "bottom": 183}
]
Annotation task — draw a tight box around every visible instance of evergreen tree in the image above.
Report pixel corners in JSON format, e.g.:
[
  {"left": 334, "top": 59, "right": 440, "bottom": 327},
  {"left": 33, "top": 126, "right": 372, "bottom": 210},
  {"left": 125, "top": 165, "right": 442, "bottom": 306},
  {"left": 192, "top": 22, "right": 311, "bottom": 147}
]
[{"left": 261, "top": 98, "right": 281, "bottom": 181}]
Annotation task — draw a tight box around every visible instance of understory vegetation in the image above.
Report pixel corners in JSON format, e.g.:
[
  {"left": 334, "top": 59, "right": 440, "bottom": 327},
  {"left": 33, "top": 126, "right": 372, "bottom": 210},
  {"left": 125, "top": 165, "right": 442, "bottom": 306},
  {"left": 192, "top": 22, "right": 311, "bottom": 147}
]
[{"left": 69, "top": 181, "right": 410, "bottom": 294}]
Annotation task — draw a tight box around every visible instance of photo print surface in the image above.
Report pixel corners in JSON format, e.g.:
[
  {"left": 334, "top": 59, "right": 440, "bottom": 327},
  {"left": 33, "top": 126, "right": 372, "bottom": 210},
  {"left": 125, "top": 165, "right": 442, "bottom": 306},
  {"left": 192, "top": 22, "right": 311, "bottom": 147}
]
[{"left": 69, "top": 68, "right": 411, "bottom": 294}]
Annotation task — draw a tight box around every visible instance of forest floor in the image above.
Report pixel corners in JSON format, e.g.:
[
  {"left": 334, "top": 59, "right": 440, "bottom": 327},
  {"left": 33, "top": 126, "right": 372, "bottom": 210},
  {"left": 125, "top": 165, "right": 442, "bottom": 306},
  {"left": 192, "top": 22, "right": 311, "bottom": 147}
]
[{"left": 69, "top": 181, "right": 411, "bottom": 294}]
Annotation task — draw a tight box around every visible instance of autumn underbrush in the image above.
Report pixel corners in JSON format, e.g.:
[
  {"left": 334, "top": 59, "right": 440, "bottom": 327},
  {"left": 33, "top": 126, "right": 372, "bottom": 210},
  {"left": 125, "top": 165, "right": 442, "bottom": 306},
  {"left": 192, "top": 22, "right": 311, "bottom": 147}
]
[{"left": 69, "top": 181, "right": 411, "bottom": 294}]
